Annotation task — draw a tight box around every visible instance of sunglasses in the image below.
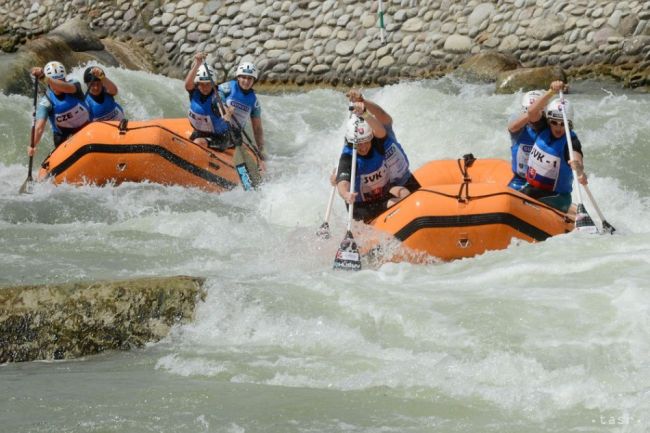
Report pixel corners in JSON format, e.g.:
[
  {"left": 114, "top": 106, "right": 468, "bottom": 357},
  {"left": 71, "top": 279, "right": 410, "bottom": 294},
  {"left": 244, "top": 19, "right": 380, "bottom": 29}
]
[{"left": 549, "top": 119, "right": 565, "bottom": 127}]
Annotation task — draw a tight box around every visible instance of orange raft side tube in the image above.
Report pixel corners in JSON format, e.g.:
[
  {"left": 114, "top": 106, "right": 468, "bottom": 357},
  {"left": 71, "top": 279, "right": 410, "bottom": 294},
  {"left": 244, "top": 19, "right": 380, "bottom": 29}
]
[
  {"left": 370, "top": 157, "right": 575, "bottom": 262},
  {"left": 37, "top": 118, "right": 261, "bottom": 193}
]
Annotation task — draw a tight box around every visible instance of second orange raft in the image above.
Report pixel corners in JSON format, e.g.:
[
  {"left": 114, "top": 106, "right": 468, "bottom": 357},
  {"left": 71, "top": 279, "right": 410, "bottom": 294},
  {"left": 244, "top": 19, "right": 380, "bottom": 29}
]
[
  {"left": 38, "top": 118, "right": 262, "bottom": 192},
  {"left": 369, "top": 155, "right": 575, "bottom": 261}
]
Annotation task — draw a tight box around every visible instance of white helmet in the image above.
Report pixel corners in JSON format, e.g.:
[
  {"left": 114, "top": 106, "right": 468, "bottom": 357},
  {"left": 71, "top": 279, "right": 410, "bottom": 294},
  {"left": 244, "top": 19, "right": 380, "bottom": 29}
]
[
  {"left": 236, "top": 62, "right": 258, "bottom": 80},
  {"left": 521, "top": 89, "right": 544, "bottom": 113},
  {"left": 345, "top": 117, "right": 373, "bottom": 145},
  {"left": 195, "top": 64, "right": 215, "bottom": 83},
  {"left": 44, "top": 61, "right": 66, "bottom": 80},
  {"left": 546, "top": 97, "right": 574, "bottom": 124}
]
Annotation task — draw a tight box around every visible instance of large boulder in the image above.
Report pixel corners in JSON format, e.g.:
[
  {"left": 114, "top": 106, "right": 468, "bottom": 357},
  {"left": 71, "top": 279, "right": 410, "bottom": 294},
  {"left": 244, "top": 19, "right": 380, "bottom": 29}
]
[
  {"left": 0, "top": 276, "right": 206, "bottom": 363},
  {"left": 49, "top": 17, "right": 104, "bottom": 52},
  {"left": 495, "top": 66, "right": 567, "bottom": 94},
  {"left": 455, "top": 51, "right": 520, "bottom": 82},
  {"left": 0, "top": 35, "right": 119, "bottom": 96}
]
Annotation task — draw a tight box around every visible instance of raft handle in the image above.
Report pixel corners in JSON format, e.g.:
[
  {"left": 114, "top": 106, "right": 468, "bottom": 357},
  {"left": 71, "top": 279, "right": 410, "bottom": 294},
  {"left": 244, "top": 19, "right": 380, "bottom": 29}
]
[
  {"left": 457, "top": 234, "right": 471, "bottom": 249},
  {"left": 462, "top": 153, "right": 476, "bottom": 167},
  {"left": 118, "top": 118, "right": 129, "bottom": 134}
]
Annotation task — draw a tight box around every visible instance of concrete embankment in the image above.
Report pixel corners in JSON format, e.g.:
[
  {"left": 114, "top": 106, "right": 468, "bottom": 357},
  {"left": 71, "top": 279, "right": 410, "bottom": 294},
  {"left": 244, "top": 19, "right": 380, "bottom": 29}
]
[{"left": 0, "top": 276, "right": 205, "bottom": 363}]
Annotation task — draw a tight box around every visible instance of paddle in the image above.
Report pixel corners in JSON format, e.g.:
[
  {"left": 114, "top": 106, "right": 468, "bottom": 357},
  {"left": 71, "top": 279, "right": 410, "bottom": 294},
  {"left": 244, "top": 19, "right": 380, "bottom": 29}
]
[
  {"left": 317, "top": 159, "right": 343, "bottom": 239},
  {"left": 203, "top": 61, "right": 261, "bottom": 190},
  {"left": 333, "top": 137, "right": 361, "bottom": 271},
  {"left": 559, "top": 91, "right": 598, "bottom": 234},
  {"left": 582, "top": 183, "right": 616, "bottom": 234},
  {"left": 316, "top": 182, "right": 337, "bottom": 239},
  {"left": 19, "top": 76, "right": 39, "bottom": 194}
]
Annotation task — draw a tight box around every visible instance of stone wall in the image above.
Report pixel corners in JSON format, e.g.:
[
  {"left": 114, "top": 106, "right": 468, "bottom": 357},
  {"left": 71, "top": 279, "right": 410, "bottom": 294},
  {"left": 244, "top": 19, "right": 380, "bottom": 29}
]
[
  {"left": 1, "top": 0, "right": 649, "bottom": 88},
  {"left": 0, "top": 276, "right": 205, "bottom": 363}
]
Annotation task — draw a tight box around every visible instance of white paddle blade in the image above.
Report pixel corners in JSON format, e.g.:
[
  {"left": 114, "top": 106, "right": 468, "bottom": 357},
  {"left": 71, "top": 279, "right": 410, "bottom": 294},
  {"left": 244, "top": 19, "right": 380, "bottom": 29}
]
[
  {"left": 333, "top": 231, "right": 361, "bottom": 271},
  {"left": 575, "top": 203, "right": 599, "bottom": 234},
  {"left": 19, "top": 178, "right": 34, "bottom": 194},
  {"left": 316, "top": 222, "right": 331, "bottom": 239},
  {"left": 601, "top": 220, "right": 616, "bottom": 235}
]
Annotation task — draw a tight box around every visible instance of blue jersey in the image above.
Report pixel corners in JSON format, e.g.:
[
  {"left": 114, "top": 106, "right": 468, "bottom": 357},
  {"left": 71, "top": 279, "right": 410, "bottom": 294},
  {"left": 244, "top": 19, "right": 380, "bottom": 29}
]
[
  {"left": 41, "top": 82, "right": 90, "bottom": 136},
  {"left": 188, "top": 89, "right": 229, "bottom": 134},
  {"left": 85, "top": 89, "right": 124, "bottom": 121},
  {"left": 526, "top": 129, "right": 578, "bottom": 194},
  {"left": 344, "top": 125, "right": 412, "bottom": 187},
  {"left": 510, "top": 124, "right": 539, "bottom": 178},
  {"left": 383, "top": 130, "right": 412, "bottom": 186},
  {"left": 340, "top": 139, "right": 391, "bottom": 204},
  {"left": 218, "top": 79, "right": 260, "bottom": 127}
]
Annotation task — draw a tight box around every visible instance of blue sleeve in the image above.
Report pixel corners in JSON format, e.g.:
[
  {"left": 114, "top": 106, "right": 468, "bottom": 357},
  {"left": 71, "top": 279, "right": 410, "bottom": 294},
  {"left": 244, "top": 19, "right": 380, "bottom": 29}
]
[
  {"left": 250, "top": 96, "right": 261, "bottom": 118},
  {"left": 217, "top": 81, "right": 230, "bottom": 102},
  {"left": 36, "top": 98, "right": 50, "bottom": 120}
]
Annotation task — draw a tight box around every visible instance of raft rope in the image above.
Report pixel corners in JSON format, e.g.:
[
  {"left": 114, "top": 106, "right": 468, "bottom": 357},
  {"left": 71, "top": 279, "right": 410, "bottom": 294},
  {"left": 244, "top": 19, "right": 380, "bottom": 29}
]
[{"left": 455, "top": 153, "right": 476, "bottom": 202}]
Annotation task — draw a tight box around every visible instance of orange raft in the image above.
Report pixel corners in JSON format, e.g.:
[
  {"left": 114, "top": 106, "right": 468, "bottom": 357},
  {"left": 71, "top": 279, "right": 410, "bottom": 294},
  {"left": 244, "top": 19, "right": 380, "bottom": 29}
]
[
  {"left": 369, "top": 155, "right": 575, "bottom": 261},
  {"left": 37, "top": 118, "right": 262, "bottom": 193}
]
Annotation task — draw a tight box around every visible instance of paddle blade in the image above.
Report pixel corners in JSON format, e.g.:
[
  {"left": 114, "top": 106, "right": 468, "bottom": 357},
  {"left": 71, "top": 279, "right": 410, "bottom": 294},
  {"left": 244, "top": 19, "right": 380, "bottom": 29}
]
[
  {"left": 316, "top": 222, "right": 331, "bottom": 239},
  {"left": 19, "top": 176, "right": 34, "bottom": 194},
  {"left": 333, "top": 230, "right": 361, "bottom": 271},
  {"left": 233, "top": 145, "right": 261, "bottom": 191},
  {"left": 601, "top": 220, "right": 616, "bottom": 235},
  {"left": 575, "top": 203, "right": 599, "bottom": 234}
]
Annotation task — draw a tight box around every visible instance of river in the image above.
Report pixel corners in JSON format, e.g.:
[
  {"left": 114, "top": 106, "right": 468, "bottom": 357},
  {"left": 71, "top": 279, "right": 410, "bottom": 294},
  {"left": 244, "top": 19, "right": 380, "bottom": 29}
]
[{"left": 1, "top": 66, "right": 648, "bottom": 432}]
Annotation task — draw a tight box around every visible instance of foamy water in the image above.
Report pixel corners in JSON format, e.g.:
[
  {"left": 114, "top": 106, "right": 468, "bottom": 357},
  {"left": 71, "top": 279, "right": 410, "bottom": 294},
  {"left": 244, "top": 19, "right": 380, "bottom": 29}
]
[{"left": 1, "top": 67, "right": 649, "bottom": 432}]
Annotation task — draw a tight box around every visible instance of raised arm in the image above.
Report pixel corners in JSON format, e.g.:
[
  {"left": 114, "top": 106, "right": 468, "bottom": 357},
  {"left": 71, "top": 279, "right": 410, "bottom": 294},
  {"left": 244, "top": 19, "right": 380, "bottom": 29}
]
[
  {"left": 527, "top": 80, "right": 566, "bottom": 123},
  {"left": 184, "top": 52, "right": 206, "bottom": 91},
  {"left": 31, "top": 67, "right": 77, "bottom": 94},
  {"left": 350, "top": 101, "right": 386, "bottom": 139},
  {"left": 347, "top": 88, "right": 392, "bottom": 126}
]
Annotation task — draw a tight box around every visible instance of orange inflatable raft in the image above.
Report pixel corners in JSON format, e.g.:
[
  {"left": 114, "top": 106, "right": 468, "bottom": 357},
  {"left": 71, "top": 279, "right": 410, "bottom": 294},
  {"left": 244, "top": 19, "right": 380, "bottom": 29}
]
[
  {"left": 37, "top": 118, "right": 262, "bottom": 192},
  {"left": 369, "top": 155, "right": 575, "bottom": 261}
]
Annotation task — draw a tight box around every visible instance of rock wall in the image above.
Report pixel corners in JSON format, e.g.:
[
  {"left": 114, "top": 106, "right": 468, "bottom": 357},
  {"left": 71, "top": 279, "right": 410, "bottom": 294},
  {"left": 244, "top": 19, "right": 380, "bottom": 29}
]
[
  {"left": 0, "top": 276, "right": 205, "bottom": 363},
  {"left": 1, "top": 0, "right": 649, "bottom": 88}
]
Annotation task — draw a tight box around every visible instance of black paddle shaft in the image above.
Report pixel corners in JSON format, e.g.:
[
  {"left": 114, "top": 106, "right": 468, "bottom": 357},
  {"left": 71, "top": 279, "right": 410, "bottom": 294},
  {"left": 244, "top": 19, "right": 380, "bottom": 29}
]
[
  {"left": 19, "top": 76, "right": 39, "bottom": 194},
  {"left": 26, "top": 76, "right": 39, "bottom": 179}
]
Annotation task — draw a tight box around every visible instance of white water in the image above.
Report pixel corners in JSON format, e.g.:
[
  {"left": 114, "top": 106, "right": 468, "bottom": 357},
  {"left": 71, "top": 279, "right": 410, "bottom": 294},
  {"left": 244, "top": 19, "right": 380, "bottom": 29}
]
[{"left": 1, "top": 66, "right": 649, "bottom": 433}]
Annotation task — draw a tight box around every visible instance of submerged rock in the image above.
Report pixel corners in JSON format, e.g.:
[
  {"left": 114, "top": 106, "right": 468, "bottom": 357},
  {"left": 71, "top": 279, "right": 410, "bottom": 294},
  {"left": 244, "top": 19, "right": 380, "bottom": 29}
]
[{"left": 0, "top": 276, "right": 205, "bottom": 363}]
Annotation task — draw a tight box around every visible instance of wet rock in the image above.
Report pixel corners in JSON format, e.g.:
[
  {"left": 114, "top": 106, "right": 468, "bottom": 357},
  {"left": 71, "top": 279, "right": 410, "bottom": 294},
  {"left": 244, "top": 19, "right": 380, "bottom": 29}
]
[
  {"left": 456, "top": 51, "right": 520, "bottom": 82},
  {"left": 49, "top": 16, "right": 104, "bottom": 51},
  {"left": 496, "top": 66, "right": 567, "bottom": 93},
  {"left": 0, "top": 276, "right": 205, "bottom": 363}
]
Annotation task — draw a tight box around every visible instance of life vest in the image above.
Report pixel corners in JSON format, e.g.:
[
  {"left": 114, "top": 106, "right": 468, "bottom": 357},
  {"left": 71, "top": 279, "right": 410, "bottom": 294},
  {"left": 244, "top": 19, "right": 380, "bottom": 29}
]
[
  {"left": 219, "top": 79, "right": 259, "bottom": 127},
  {"left": 45, "top": 86, "right": 90, "bottom": 135},
  {"left": 342, "top": 141, "right": 391, "bottom": 204},
  {"left": 510, "top": 124, "right": 538, "bottom": 178},
  {"left": 85, "top": 90, "right": 124, "bottom": 121},
  {"left": 525, "top": 129, "right": 577, "bottom": 194},
  {"left": 382, "top": 129, "right": 411, "bottom": 186},
  {"left": 188, "top": 89, "right": 229, "bottom": 134}
]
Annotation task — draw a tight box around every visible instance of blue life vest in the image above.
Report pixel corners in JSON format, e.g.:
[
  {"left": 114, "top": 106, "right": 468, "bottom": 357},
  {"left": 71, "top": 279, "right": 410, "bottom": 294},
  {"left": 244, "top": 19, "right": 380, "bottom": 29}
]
[
  {"left": 342, "top": 141, "right": 391, "bottom": 204},
  {"left": 507, "top": 175, "right": 527, "bottom": 191},
  {"left": 344, "top": 126, "right": 412, "bottom": 187},
  {"left": 525, "top": 129, "right": 577, "bottom": 194},
  {"left": 85, "top": 90, "right": 124, "bottom": 121},
  {"left": 510, "top": 124, "right": 538, "bottom": 178},
  {"left": 188, "top": 89, "right": 229, "bottom": 134},
  {"left": 45, "top": 86, "right": 90, "bottom": 135},
  {"left": 219, "top": 79, "right": 260, "bottom": 127},
  {"left": 383, "top": 132, "right": 412, "bottom": 186}
]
